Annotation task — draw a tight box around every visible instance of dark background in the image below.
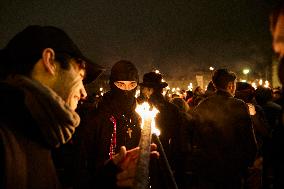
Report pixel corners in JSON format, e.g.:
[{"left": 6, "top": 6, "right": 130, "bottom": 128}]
[{"left": 0, "top": 0, "right": 279, "bottom": 80}]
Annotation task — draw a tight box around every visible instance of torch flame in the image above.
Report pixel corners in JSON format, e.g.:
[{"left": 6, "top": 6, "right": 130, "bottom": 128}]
[{"left": 135, "top": 102, "right": 160, "bottom": 136}]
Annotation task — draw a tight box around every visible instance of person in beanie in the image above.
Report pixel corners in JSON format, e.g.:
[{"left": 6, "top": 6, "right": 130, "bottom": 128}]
[
  {"left": 0, "top": 26, "right": 155, "bottom": 189},
  {"left": 74, "top": 60, "right": 158, "bottom": 189}
]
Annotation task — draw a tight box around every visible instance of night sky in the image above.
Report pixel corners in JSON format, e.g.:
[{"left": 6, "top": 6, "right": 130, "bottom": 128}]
[{"left": 0, "top": 0, "right": 275, "bottom": 79}]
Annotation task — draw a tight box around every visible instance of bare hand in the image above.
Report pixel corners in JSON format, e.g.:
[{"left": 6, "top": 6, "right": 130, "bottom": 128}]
[
  {"left": 247, "top": 103, "right": 256, "bottom": 116},
  {"left": 112, "top": 144, "right": 159, "bottom": 187}
]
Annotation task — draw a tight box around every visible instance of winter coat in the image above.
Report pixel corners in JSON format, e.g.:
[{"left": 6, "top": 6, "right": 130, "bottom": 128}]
[
  {"left": 191, "top": 90, "right": 257, "bottom": 188},
  {"left": 148, "top": 93, "right": 193, "bottom": 189},
  {"left": 74, "top": 91, "right": 141, "bottom": 189},
  {"left": 0, "top": 77, "right": 80, "bottom": 189}
]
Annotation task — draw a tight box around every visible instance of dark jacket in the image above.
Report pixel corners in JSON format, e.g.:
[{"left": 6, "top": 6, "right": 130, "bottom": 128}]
[
  {"left": 192, "top": 90, "right": 257, "bottom": 188},
  {"left": 148, "top": 93, "right": 193, "bottom": 189},
  {"left": 0, "top": 82, "right": 61, "bottom": 189},
  {"left": 74, "top": 91, "right": 141, "bottom": 189}
]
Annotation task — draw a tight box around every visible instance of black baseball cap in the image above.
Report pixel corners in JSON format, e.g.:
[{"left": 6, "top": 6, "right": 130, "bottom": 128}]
[{"left": 0, "top": 25, "right": 105, "bottom": 83}]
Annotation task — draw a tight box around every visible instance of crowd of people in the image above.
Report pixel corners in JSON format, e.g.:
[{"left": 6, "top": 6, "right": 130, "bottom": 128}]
[{"left": 0, "top": 2, "right": 284, "bottom": 189}]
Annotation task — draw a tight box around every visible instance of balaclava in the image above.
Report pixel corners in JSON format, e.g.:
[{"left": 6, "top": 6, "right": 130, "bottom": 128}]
[{"left": 109, "top": 60, "right": 139, "bottom": 112}]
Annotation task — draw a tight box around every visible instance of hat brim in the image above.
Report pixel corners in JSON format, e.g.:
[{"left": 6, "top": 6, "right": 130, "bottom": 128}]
[
  {"left": 81, "top": 56, "right": 105, "bottom": 84},
  {"left": 139, "top": 82, "right": 168, "bottom": 88},
  {"left": 1, "top": 44, "right": 105, "bottom": 84}
]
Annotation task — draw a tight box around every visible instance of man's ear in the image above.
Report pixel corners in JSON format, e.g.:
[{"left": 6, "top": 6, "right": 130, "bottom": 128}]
[
  {"left": 149, "top": 88, "right": 154, "bottom": 95},
  {"left": 41, "top": 48, "right": 57, "bottom": 75},
  {"left": 227, "top": 81, "right": 233, "bottom": 89},
  {"left": 227, "top": 81, "right": 236, "bottom": 93},
  {"left": 227, "top": 82, "right": 233, "bottom": 91}
]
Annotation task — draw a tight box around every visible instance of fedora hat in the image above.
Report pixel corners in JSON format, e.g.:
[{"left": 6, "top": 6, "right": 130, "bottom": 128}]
[{"left": 139, "top": 72, "right": 168, "bottom": 88}]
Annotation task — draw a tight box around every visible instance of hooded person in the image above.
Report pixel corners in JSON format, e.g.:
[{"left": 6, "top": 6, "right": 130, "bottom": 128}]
[
  {"left": 108, "top": 60, "right": 139, "bottom": 113},
  {"left": 73, "top": 60, "right": 142, "bottom": 189}
]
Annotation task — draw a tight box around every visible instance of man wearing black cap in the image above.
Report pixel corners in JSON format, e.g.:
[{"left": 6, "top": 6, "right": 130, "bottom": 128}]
[
  {"left": 74, "top": 60, "right": 144, "bottom": 188},
  {"left": 191, "top": 68, "right": 257, "bottom": 189},
  {"left": 0, "top": 26, "right": 154, "bottom": 189}
]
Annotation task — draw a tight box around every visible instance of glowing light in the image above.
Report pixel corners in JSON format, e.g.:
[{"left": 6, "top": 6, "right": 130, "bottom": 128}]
[
  {"left": 176, "top": 87, "right": 180, "bottom": 91},
  {"left": 172, "top": 88, "right": 176, "bottom": 92},
  {"left": 209, "top": 67, "right": 214, "bottom": 71},
  {"left": 162, "top": 79, "right": 165, "bottom": 82},
  {"left": 259, "top": 79, "right": 263, "bottom": 86},
  {"left": 100, "top": 92, "right": 104, "bottom": 96},
  {"left": 243, "top": 69, "right": 250, "bottom": 75},
  {"left": 155, "top": 70, "right": 160, "bottom": 74},
  {"left": 252, "top": 82, "right": 257, "bottom": 89},
  {"left": 99, "top": 87, "right": 103, "bottom": 92},
  {"left": 187, "top": 83, "right": 193, "bottom": 91},
  {"left": 264, "top": 80, "right": 270, "bottom": 88},
  {"left": 152, "top": 125, "right": 160, "bottom": 136},
  {"left": 135, "top": 102, "right": 159, "bottom": 132},
  {"left": 135, "top": 89, "right": 140, "bottom": 98},
  {"left": 241, "top": 80, "right": 247, "bottom": 82}
]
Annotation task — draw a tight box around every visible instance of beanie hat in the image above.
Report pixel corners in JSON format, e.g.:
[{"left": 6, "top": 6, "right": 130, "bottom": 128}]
[{"left": 109, "top": 60, "right": 139, "bottom": 82}]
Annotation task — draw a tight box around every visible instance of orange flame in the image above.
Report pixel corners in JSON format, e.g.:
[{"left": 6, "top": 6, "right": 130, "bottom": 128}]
[{"left": 135, "top": 102, "right": 160, "bottom": 136}]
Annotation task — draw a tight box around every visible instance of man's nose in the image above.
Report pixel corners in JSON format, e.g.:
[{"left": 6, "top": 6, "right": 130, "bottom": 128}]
[
  {"left": 80, "top": 86, "right": 87, "bottom": 99},
  {"left": 125, "top": 84, "right": 132, "bottom": 90}
]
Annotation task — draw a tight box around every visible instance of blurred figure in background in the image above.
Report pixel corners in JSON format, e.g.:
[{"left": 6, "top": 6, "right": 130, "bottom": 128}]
[
  {"left": 192, "top": 86, "right": 205, "bottom": 107},
  {"left": 265, "top": 2, "right": 284, "bottom": 188},
  {"left": 235, "top": 82, "right": 270, "bottom": 189},
  {"left": 185, "top": 90, "right": 194, "bottom": 110},
  {"left": 204, "top": 80, "right": 216, "bottom": 98},
  {"left": 170, "top": 97, "right": 190, "bottom": 113},
  {"left": 272, "top": 87, "right": 283, "bottom": 106}
]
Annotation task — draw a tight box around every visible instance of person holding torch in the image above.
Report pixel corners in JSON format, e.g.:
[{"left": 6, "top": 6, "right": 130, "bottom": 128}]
[{"left": 73, "top": 60, "right": 159, "bottom": 189}]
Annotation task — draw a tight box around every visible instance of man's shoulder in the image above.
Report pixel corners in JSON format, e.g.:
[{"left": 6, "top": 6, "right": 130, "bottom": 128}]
[{"left": 0, "top": 121, "right": 19, "bottom": 145}]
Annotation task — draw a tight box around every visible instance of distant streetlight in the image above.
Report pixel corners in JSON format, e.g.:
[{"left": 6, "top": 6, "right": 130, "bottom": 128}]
[
  {"left": 242, "top": 69, "right": 250, "bottom": 82},
  {"left": 264, "top": 80, "right": 269, "bottom": 88},
  {"left": 242, "top": 69, "right": 250, "bottom": 75}
]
